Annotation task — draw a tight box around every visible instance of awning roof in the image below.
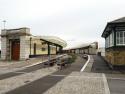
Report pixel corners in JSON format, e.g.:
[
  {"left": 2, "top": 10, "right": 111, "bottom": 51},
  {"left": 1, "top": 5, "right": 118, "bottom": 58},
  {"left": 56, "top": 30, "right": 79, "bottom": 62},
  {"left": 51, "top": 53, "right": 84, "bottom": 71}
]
[
  {"left": 32, "top": 36, "right": 67, "bottom": 48},
  {"left": 64, "top": 42, "right": 97, "bottom": 50}
]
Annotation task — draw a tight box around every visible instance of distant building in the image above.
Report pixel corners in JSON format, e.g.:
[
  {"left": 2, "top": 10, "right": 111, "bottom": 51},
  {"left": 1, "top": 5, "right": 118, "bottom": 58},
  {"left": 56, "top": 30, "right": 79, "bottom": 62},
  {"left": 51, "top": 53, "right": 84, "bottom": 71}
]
[
  {"left": 63, "top": 42, "right": 98, "bottom": 54},
  {"left": 102, "top": 17, "right": 125, "bottom": 68},
  {"left": 97, "top": 47, "right": 105, "bottom": 56},
  {"left": 1, "top": 27, "right": 67, "bottom": 60}
]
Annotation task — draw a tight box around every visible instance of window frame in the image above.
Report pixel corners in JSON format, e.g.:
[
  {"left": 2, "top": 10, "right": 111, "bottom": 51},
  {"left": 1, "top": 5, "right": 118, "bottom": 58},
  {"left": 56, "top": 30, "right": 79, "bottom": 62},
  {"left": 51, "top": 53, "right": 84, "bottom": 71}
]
[
  {"left": 105, "top": 32, "right": 114, "bottom": 48},
  {"left": 116, "top": 31, "right": 125, "bottom": 46}
]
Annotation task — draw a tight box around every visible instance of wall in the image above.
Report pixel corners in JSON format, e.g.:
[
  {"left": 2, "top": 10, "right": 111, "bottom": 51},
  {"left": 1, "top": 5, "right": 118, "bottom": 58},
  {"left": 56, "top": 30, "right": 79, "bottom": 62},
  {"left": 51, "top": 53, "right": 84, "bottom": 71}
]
[
  {"left": 105, "top": 48, "right": 125, "bottom": 66},
  {"left": 20, "top": 36, "right": 30, "bottom": 60},
  {"left": 30, "top": 39, "right": 57, "bottom": 55}
]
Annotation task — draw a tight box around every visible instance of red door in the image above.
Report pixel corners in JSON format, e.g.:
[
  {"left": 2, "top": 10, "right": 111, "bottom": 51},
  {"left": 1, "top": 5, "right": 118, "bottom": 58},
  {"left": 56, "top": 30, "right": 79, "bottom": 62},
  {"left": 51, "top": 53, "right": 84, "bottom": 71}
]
[{"left": 11, "top": 41, "right": 20, "bottom": 60}]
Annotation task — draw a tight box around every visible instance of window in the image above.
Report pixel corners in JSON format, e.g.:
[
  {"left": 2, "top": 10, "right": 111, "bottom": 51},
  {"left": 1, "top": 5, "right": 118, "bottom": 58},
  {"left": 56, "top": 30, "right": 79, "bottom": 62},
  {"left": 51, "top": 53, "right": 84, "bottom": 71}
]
[
  {"left": 105, "top": 36, "right": 110, "bottom": 48},
  {"left": 116, "top": 31, "right": 125, "bottom": 45},
  {"left": 41, "top": 47, "right": 46, "bottom": 51},
  {"left": 124, "top": 32, "right": 125, "bottom": 44},
  {"left": 116, "top": 32, "right": 120, "bottom": 44},
  {"left": 42, "top": 42, "right": 46, "bottom": 45},
  {"left": 105, "top": 32, "right": 114, "bottom": 48},
  {"left": 110, "top": 33, "right": 112, "bottom": 46}
]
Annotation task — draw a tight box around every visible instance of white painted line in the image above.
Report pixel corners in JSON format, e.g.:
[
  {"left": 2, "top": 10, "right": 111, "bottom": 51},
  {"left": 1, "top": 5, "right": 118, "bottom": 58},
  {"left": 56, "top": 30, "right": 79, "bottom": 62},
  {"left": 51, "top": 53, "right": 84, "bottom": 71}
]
[
  {"left": 102, "top": 74, "right": 110, "bottom": 94},
  {"left": 13, "top": 71, "right": 28, "bottom": 74},
  {"left": 21, "top": 60, "right": 48, "bottom": 69},
  {"left": 107, "top": 77, "right": 125, "bottom": 81},
  {"left": 50, "top": 74, "right": 105, "bottom": 78},
  {"left": 80, "top": 55, "right": 90, "bottom": 72}
]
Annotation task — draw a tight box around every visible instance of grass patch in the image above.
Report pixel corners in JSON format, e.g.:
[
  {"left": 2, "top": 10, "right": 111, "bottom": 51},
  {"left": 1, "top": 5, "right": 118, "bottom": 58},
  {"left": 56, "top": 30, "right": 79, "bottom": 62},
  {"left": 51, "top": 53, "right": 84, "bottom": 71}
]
[{"left": 68, "top": 54, "right": 77, "bottom": 63}]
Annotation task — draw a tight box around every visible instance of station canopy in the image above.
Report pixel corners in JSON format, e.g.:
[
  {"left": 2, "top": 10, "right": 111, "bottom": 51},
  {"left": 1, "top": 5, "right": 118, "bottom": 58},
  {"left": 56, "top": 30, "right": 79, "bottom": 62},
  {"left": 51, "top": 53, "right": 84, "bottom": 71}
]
[
  {"left": 64, "top": 42, "right": 97, "bottom": 50},
  {"left": 32, "top": 36, "right": 67, "bottom": 48}
]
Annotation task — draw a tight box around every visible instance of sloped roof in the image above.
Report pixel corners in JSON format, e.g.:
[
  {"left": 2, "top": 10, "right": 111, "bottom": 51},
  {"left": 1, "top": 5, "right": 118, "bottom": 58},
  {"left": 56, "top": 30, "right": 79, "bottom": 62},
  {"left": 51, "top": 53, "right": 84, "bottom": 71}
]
[
  {"left": 32, "top": 36, "right": 67, "bottom": 48},
  {"left": 63, "top": 42, "right": 97, "bottom": 50},
  {"left": 110, "top": 17, "right": 125, "bottom": 23},
  {"left": 102, "top": 17, "right": 125, "bottom": 38}
]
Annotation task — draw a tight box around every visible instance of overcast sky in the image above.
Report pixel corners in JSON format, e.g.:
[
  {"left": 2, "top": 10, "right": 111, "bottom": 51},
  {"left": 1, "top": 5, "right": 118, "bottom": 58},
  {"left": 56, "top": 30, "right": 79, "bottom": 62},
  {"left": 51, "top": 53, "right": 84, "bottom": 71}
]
[{"left": 0, "top": 0, "right": 125, "bottom": 48}]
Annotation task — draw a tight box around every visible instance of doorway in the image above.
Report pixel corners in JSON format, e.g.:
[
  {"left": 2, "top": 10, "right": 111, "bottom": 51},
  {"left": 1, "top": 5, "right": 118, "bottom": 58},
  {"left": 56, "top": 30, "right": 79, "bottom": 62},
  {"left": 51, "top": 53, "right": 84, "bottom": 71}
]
[{"left": 11, "top": 40, "right": 20, "bottom": 60}]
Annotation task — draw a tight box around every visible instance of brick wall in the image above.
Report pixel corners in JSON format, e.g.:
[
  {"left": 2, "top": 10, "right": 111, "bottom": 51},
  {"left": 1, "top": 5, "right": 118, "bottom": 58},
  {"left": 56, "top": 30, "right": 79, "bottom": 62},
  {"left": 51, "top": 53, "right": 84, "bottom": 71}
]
[{"left": 106, "top": 49, "right": 125, "bottom": 65}]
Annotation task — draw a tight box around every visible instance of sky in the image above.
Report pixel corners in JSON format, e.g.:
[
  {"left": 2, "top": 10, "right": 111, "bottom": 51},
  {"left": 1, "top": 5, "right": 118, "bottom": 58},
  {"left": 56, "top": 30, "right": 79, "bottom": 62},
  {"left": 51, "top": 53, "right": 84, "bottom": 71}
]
[{"left": 0, "top": 0, "right": 125, "bottom": 48}]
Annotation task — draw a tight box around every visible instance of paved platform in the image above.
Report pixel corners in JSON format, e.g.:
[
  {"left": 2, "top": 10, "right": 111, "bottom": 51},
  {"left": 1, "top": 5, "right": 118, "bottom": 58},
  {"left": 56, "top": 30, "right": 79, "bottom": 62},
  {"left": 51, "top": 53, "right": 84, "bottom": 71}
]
[
  {"left": 43, "top": 72, "right": 110, "bottom": 94},
  {"left": 1, "top": 55, "right": 86, "bottom": 94},
  {"left": 0, "top": 55, "right": 113, "bottom": 94},
  {"left": 0, "top": 55, "right": 59, "bottom": 75},
  {"left": 0, "top": 66, "right": 57, "bottom": 94},
  {"left": 91, "top": 55, "right": 125, "bottom": 94}
]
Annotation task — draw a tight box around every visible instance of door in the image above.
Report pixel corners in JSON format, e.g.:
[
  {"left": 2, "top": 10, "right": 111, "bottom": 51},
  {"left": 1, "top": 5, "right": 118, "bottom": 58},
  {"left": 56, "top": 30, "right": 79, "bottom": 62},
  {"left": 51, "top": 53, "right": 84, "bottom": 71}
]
[
  {"left": 34, "top": 43, "right": 36, "bottom": 55},
  {"left": 11, "top": 40, "right": 20, "bottom": 60}
]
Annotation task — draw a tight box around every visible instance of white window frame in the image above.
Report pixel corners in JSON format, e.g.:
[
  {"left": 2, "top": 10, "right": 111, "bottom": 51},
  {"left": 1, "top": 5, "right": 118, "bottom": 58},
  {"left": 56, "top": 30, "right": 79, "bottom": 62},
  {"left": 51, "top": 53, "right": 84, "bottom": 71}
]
[
  {"left": 105, "top": 32, "right": 114, "bottom": 48},
  {"left": 116, "top": 31, "right": 125, "bottom": 45}
]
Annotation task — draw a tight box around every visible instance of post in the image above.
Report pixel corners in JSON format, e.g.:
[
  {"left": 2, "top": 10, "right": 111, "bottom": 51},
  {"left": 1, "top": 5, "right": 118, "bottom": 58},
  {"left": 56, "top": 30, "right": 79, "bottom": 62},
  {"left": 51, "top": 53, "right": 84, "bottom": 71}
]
[
  {"left": 56, "top": 45, "right": 58, "bottom": 54},
  {"left": 47, "top": 42, "right": 51, "bottom": 64},
  {"left": 30, "top": 37, "right": 32, "bottom": 56},
  {"left": 3, "top": 20, "right": 6, "bottom": 30}
]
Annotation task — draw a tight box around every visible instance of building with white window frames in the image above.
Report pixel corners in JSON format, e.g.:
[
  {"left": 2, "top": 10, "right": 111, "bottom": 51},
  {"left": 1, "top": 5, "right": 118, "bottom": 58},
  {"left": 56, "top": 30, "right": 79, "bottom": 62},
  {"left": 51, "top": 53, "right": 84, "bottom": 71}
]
[{"left": 102, "top": 17, "right": 125, "bottom": 69}]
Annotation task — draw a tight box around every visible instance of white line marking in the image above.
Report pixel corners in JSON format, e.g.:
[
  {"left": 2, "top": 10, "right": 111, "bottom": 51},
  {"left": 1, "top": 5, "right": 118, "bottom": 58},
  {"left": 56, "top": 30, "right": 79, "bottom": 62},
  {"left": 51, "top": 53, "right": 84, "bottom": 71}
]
[
  {"left": 21, "top": 60, "right": 48, "bottom": 69},
  {"left": 102, "top": 74, "right": 110, "bottom": 94},
  {"left": 12, "top": 71, "right": 28, "bottom": 74},
  {"left": 49, "top": 74, "right": 106, "bottom": 78},
  {"left": 80, "top": 55, "right": 90, "bottom": 72},
  {"left": 107, "top": 77, "right": 125, "bottom": 81}
]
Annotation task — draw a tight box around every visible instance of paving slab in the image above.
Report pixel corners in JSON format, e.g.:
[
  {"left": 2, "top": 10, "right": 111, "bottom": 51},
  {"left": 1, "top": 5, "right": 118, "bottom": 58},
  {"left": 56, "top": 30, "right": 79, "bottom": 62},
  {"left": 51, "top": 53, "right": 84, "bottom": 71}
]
[
  {"left": 43, "top": 72, "right": 110, "bottom": 94},
  {"left": 0, "top": 66, "right": 57, "bottom": 94},
  {"left": 0, "top": 55, "right": 61, "bottom": 75}
]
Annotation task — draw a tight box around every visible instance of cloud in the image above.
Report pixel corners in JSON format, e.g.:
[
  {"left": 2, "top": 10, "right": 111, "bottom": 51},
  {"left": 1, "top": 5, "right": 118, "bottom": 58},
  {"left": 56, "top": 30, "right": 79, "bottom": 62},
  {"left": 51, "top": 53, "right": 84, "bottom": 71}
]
[{"left": 0, "top": 0, "right": 125, "bottom": 48}]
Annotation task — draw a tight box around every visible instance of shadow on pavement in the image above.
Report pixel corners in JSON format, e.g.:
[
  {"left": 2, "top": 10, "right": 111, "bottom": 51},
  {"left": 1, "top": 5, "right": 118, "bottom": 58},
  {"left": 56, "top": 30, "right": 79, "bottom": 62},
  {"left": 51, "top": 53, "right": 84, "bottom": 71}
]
[{"left": 91, "top": 55, "right": 125, "bottom": 74}]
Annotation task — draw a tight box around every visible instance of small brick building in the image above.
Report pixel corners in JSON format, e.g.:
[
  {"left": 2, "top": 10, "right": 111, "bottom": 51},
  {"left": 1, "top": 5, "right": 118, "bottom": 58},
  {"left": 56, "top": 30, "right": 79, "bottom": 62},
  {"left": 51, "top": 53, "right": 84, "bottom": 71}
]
[{"left": 102, "top": 17, "right": 125, "bottom": 69}]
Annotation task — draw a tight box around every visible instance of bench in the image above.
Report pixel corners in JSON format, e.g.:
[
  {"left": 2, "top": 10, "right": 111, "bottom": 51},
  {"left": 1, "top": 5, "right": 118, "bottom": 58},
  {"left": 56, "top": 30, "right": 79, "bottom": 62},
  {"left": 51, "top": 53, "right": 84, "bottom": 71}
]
[
  {"left": 43, "top": 58, "right": 56, "bottom": 67},
  {"left": 56, "top": 55, "right": 72, "bottom": 70}
]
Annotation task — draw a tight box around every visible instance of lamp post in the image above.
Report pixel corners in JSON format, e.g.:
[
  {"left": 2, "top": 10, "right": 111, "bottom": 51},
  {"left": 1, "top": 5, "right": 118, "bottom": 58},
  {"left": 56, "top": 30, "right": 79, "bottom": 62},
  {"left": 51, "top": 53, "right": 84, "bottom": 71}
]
[{"left": 3, "top": 20, "right": 6, "bottom": 30}]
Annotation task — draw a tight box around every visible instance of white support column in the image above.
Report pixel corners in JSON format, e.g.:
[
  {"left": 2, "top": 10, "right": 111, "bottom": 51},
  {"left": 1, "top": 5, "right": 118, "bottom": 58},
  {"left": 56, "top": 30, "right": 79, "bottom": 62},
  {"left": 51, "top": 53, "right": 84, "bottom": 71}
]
[
  {"left": 20, "top": 36, "right": 30, "bottom": 60},
  {"left": 1, "top": 38, "right": 7, "bottom": 60}
]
